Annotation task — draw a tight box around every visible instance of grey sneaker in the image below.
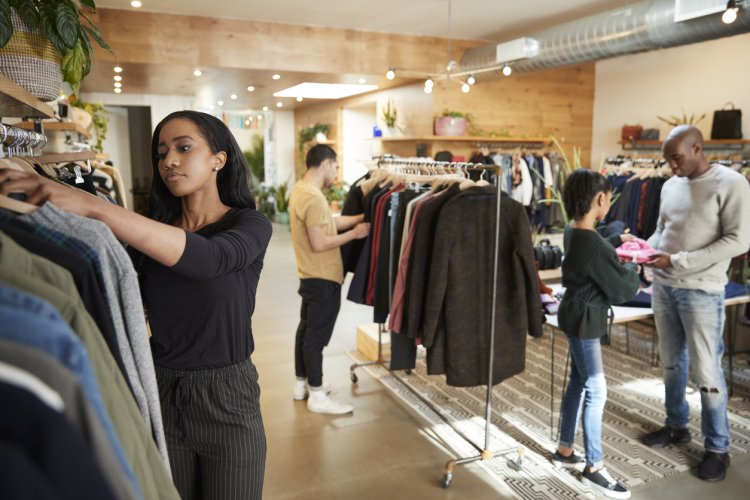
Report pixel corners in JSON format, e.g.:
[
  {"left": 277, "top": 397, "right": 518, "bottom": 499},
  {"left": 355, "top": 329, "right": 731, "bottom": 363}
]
[
  {"left": 551, "top": 450, "right": 586, "bottom": 471},
  {"left": 581, "top": 467, "right": 631, "bottom": 499}
]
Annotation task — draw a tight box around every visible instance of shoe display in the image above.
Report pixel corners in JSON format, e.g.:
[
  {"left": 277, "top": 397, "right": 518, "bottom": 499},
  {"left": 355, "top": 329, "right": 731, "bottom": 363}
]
[
  {"left": 581, "top": 467, "right": 631, "bottom": 499},
  {"left": 551, "top": 450, "right": 586, "bottom": 471},
  {"left": 697, "top": 451, "right": 730, "bottom": 482},
  {"left": 641, "top": 426, "right": 691, "bottom": 447},
  {"left": 307, "top": 391, "right": 353, "bottom": 415}
]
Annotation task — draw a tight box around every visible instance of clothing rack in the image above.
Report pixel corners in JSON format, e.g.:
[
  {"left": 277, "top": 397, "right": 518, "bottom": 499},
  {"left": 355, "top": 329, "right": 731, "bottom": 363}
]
[
  {"left": 1, "top": 122, "right": 47, "bottom": 158},
  {"left": 350, "top": 155, "right": 525, "bottom": 489}
]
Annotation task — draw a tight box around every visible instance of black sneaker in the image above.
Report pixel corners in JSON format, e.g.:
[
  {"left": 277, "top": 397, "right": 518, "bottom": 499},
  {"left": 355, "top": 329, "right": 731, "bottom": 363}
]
[
  {"left": 641, "top": 426, "right": 691, "bottom": 447},
  {"left": 551, "top": 450, "right": 586, "bottom": 471},
  {"left": 581, "top": 467, "right": 631, "bottom": 499},
  {"left": 697, "top": 452, "right": 730, "bottom": 482}
]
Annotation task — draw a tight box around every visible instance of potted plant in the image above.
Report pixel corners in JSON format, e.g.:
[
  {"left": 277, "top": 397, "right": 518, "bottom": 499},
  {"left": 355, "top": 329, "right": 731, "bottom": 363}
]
[
  {"left": 322, "top": 179, "right": 349, "bottom": 212},
  {"left": 298, "top": 123, "right": 330, "bottom": 161},
  {"left": 243, "top": 134, "right": 265, "bottom": 185},
  {"left": 434, "top": 109, "right": 472, "bottom": 136},
  {"left": 381, "top": 98, "right": 404, "bottom": 136},
  {"left": 274, "top": 181, "right": 290, "bottom": 224},
  {"left": 71, "top": 99, "right": 108, "bottom": 152},
  {"left": 0, "top": 1, "right": 113, "bottom": 100}
]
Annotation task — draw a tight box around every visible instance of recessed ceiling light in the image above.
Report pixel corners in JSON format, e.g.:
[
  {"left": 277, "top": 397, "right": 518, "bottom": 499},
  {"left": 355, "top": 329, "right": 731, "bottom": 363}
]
[
  {"left": 114, "top": 75, "right": 122, "bottom": 82},
  {"left": 209, "top": 105, "right": 215, "bottom": 110},
  {"left": 193, "top": 68, "right": 202, "bottom": 76},
  {"left": 114, "top": 82, "right": 122, "bottom": 88},
  {"left": 218, "top": 100, "right": 224, "bottom": 106},
  {"left": 244, "top": 119, "right": 250, "bottom": 126},
  {"left": 358, "top": 78, "right": 366, "bottom": 84},
  {"left": 257, "top": 114, "right": 263, "bottom": 120},
  {"left": 262, "top": 106, "right": 269, "bottom": 111},
  {"left": 230, "top": 94, "right": 238, "bottom": 100},
  {"left": 247, "top": 85, "right": 255, "bottom": 92},
  {"left": 131, "top": 1, "right": 142, "bottom": 8},
  {"left": 276, "top": 102, "right": 283, "bottom": 108},
  {"left": 114, "top": 65, "right": 123, "bottom": 73},
  {"left": 274, "top": 82, "right": 378, "bottom": 99},
  {"left": 296, "top": 96, "right": 303, "bottom": 102},
  {"left": 114, "top": 88, "right": 122, "bottom": 93},
  {"left": 272, "top": 74, "right": 281, "bottom": 80}
]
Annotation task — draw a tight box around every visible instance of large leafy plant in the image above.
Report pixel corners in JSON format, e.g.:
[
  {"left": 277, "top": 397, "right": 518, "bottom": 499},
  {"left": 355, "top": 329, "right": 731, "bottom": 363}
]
[{"left": 0, "top": 0, "right": 113, "bottom": 96}]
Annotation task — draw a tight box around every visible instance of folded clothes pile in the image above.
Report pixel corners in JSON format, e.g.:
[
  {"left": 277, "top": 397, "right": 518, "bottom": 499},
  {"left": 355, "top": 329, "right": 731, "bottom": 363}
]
[{"left": 616, "top": 238, "right": 658, "bottom": 263}]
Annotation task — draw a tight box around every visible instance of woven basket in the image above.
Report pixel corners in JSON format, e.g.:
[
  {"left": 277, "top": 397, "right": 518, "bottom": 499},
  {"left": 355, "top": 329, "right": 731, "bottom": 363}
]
[{"left": 0, "top": 9, "right": 62, "bottom": 102}]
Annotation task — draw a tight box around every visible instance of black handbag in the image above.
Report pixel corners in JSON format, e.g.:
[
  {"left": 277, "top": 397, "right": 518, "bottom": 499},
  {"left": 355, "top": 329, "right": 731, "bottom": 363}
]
[
  {"left": 711, "top": 102, "right": 743, "bottom": 139},
  {"left": 534, "top": 239, "right": 562, "bottom": 270}
]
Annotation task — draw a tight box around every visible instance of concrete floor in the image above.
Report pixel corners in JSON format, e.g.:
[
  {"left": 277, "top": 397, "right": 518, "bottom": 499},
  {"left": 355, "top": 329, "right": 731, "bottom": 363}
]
[{"left": 253, "top": 223, "right": 750, "bottom": 499}]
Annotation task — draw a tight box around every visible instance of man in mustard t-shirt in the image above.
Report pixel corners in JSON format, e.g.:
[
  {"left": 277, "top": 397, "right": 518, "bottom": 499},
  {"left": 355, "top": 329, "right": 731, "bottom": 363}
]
[{"left": 289, "top": 144, "right": 369, "bottom": 414}]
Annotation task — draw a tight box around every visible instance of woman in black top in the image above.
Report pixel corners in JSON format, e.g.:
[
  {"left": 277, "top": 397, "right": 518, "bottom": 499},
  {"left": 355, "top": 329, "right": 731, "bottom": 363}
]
[{"left": 0, "top": 111, "right": 272, "bottom": 499}]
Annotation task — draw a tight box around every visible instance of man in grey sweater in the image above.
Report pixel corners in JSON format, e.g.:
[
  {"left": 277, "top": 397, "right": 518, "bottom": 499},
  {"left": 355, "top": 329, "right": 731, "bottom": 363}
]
[{"left": 642, "top": 125, "right": 750, "bottom": 482}]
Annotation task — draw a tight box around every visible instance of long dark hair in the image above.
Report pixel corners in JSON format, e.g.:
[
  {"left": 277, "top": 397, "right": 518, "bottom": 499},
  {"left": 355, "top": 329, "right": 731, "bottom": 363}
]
[{"left": 148, "top": 110, "right": 256, "bottom": 224}]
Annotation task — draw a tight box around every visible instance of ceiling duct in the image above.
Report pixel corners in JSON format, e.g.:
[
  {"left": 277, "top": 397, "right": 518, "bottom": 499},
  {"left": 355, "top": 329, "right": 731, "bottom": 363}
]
[{"left": 460, "top": 0, "right": 750, "bottom": 76}]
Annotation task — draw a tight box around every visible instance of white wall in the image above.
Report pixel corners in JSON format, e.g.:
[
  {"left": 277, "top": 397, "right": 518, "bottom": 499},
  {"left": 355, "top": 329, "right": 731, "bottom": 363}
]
[
  {"left": 342, "top": 106, "right": 376, "bottom": 185},
  {"left": 267, "top": 110, "right": 295, "bottom": 187},
  {"left": 100, "top": 106, "right": 134, "bottom": 209},
  {"left": 79, "top": 92, "right": 195, "bottom": 133},
  {"left": 591, "top": 32, "right": 750, "bottom": 166}
]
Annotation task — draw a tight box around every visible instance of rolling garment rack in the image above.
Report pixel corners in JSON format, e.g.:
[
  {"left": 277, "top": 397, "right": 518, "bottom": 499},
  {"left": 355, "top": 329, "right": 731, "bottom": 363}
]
[{"left": 349, "top": 154, "right": 536, "bottom": 488}]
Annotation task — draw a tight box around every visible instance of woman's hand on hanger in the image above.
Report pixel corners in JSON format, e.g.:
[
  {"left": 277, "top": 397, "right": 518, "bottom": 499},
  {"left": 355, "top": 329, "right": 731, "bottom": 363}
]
[{"left": 0, "top": 168, "right": 98, "bottom": 217}]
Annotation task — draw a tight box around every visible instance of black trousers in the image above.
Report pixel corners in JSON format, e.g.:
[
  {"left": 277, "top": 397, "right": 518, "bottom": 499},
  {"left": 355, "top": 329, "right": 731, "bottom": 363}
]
[
  {"left": 156, "top": 359, "right": 266, "bottom": 500},
  {"left": 295, "top": 278, "right": 341, "bottom": 387}
]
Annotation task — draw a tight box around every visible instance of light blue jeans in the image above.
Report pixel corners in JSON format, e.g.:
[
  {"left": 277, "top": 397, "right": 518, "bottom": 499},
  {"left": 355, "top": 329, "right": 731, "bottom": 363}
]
[
  {"left": 558, "top": 335, "right": 607, "bottom": 469},
  {"left": 652, "top": 283, "right": 729, "bottom": 453}
]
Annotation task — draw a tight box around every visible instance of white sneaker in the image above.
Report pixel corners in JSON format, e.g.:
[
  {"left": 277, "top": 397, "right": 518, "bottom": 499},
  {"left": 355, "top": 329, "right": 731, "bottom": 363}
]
[
  {"left": 293, "top": 382, "right": 332, "bottom": 401},
  {"left": 307, "top": 391, "right": 353, "bottom": 414}
]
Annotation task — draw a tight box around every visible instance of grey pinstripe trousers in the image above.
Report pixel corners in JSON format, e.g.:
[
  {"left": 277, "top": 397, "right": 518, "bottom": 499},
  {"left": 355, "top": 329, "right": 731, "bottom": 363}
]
[{"left": 156, "top": 359, "right": 266, "bottom": 500}]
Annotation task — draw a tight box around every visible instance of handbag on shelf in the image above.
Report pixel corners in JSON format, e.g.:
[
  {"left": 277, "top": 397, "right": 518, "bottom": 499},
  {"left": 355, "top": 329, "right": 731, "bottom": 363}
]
[
  {"left": 621, "top": 124, "right": 643, "bottom": 142},
  {"left": 534, "top": 239, "right": 563, "bottom": 270},
  {"left": 711, "top": 103, "right": 743, "bottom": 139}
]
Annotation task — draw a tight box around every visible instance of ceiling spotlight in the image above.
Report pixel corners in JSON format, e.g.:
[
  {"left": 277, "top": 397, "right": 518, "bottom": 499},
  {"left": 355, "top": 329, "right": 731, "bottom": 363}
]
[
  {"left": 244, "top": 119, "right": 250, "bottom": 126},
  {"left": 386, "top": 68, "right": 396, "bottom": 80},
  {"left": 247, "top": 85, "right": 255, "bottom": 92},
  {"left": 131, "top": 1, "right": 142, "bottom": 7},
  {"left": 272, "top": 74, "right": 281, "bottom": 80},
  {"left": 230, "top": 94, "right": 238, "bottom": 100},
  {"left": 262, "top": 106, "right": 269, "bottom": 111},
  {"left": 425, "top": 77, "right": 434, "bottom": 88},
  {"left": 723, "top": 0, "right": 739, "bottom": 23},
  {"left": 193, "top": 68, "right": 202, "bottom": 76},
  {"left": 423, "top": 85, "right": 433, "bottom": 95},
  {"left": 467, "top": 74, "right": 476, "bottom": 85},
  {"left": 276, "top": 102, "right": 283, "bottom": 108},
  {"left": 257, "top": 114, "right": 263, "bottom": 120},
  {"left": 209, "top": 105, "right": 215, "bottom": 110},
  {"left": 446, "top": 60, "right": 458, "bottom": 72},
  {"left": 114, "top": 88, "right": 122, "bottom": 94},
  {"left": 296, "top": 96, "right": 303, "bottom": 102},
  {"left": 461, "top": 83, "right": 470, "bottom": 93},
  {"left": 114, "top": 82, "right": 122, "bottom": 88},
  {"left": 114, "top": 75, "right": 122, "bottom": 82},
  {"left": 358, "top": 78, "right": 366, "bottom": 84},
  {"left": 114, "top": 65, "right": 123, "bottom": 73},
  {"left": 218, "top": 100, "right": 224, "bottom": 106},
  {"left": 502, "top": 64, "right": 512, "bottom": 76}
]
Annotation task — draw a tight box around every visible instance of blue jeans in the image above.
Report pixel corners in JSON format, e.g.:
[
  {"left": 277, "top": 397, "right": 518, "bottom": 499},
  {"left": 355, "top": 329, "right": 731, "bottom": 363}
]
[
  {"left": 652, "top": 283, "right": 729, "bottom": 453},
  {"left": 559, "top": 335, "right": 607, "bottom": 468}
]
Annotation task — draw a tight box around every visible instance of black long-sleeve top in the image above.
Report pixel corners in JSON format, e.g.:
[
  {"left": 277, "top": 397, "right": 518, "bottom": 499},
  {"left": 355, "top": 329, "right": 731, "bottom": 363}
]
[{"left": 136, "top": 208, "right": 272, "bottom": 370}]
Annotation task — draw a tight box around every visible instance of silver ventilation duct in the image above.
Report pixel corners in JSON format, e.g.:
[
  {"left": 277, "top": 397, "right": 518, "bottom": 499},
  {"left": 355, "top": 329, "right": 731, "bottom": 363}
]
[{"left": 460, "top": 0, "right": 750, "bottom": 75}]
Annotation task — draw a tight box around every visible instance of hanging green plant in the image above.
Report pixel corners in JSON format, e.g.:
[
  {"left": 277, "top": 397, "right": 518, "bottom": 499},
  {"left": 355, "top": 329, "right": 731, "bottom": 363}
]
[
  {"left": 71, "top": 99, "right": 108, "bottom": 152},
  {"left": 0, "top": 0, "right": 113, "bottom": 97},
  {"left": 298, "top": 123, "right": 330, "bottom": 161}
]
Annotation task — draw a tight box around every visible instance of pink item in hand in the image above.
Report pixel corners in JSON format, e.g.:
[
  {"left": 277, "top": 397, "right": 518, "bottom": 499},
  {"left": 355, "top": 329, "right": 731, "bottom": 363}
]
[{"left": 616, "top": 237, "right": 657, "bottom": 263}]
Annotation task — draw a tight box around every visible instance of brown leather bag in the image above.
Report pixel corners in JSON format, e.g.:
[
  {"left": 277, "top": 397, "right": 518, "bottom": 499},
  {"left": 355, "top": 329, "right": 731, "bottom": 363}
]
[{"left": 621, "top": 124, "right": 643, "bottom": 142}]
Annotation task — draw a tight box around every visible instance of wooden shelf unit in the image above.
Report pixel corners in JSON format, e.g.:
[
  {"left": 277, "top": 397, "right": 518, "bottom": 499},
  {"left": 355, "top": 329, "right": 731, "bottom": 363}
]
[
  {"left": 17, "top": 120, "right": 91, "bottom": 139},
  {"left": 376, "top": 135, "right": 552, "bottom": 158},
  {"left": 0, "top": 75, "right": 55, "bottom": 119},
  {"left": 619, "top": 139, "right": 750, "bottom": 150}
]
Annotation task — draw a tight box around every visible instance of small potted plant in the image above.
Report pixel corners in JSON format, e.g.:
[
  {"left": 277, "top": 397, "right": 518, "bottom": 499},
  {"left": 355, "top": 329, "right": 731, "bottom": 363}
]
[
  {"left": 274, "top": 181, "right": 290, "bottom": 224},
  {"left": 381, "top": 98, "right": 404, "bottom": 137},
  {"left": 71, "top": 99, "right": 109, "bottom": 152},
  {"left": 0, "top": 0, "right": 113, "bottom": 100},
  {"left": 322, "top": 179, "right": 349, "bottom": 213},
  {"left": 434, "top": 109, "right": 472, "bottom": 136}
]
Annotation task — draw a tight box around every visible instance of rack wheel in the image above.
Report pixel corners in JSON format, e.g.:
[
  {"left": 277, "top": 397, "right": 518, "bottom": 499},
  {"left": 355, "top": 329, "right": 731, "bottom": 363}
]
[
  {"left": 351, "top": 372, "right": 358, "bottom": 384},
  {"left": 440, "top": 473, "right": 452, "bottom": 488},
  {"left": 405, "top": 369, "right": 412, "bottom": 375}
]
